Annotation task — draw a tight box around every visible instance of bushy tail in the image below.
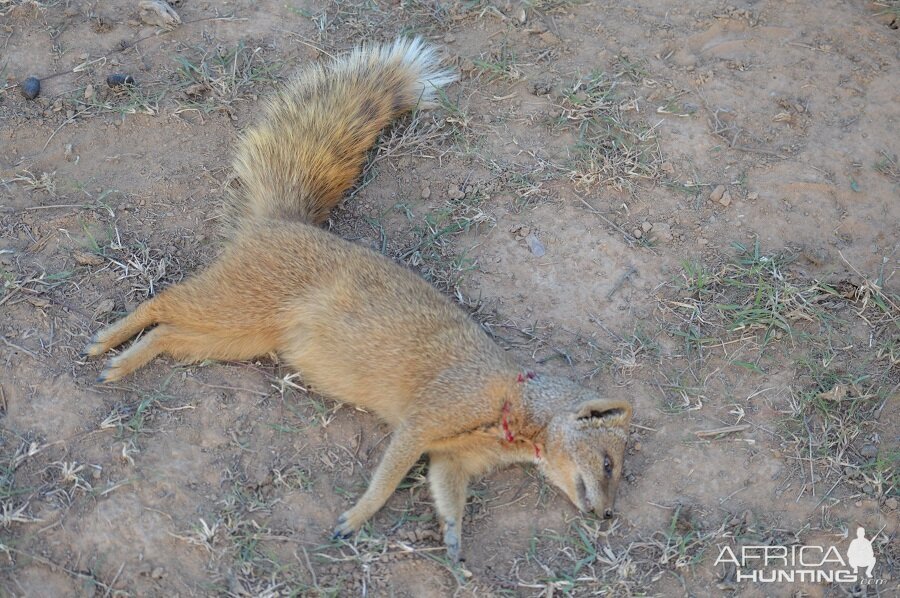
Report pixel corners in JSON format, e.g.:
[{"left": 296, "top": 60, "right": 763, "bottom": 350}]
[{"left": 230, "top": 37, "right": 455, "bottom": 226}]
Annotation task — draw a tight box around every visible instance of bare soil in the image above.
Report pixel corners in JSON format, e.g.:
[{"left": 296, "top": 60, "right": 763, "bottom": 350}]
[{"left": 1, "top": 1, "right": 897, "bottom": 596}]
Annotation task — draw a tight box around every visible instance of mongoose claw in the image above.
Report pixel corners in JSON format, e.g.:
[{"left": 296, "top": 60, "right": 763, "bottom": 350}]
[
  {"left": 332, "top": 513, "right": 358, "bottom": 540},
  {"left": 96, "top": 371, "right": 110, "bottom": 384}
]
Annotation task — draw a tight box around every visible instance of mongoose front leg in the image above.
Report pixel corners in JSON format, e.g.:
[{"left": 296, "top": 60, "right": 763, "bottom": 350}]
[
  {"left": 333, "top": 428, "right": 424, "bottom": 539},
  {"left": 427, "top": 453, "right": 471, "bottom": 562}
]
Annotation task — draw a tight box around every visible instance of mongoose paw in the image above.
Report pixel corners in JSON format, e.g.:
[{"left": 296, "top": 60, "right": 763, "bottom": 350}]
[
  {"left": 95, "top": 358, "right": 125, "bottom": 384},
  {"left": 82, "top": 334, "right": 105, "bottom": 358},
  {"left": 332, "top": 512, "right": 361, "bottom": 540}
]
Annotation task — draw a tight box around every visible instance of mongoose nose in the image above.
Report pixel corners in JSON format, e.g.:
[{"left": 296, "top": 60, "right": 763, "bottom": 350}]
[{"left": 603, "top": 508, "right": 613, "bottom": 519}]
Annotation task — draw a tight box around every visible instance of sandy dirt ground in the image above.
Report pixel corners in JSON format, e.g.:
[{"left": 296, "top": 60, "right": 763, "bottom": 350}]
[{"left": 1, "top": 1, "right": 898, "bottom": 596}]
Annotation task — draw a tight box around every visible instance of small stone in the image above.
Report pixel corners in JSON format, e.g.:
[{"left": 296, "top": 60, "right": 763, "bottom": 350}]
[
  {"left": 633, "top": 441, "right": 642, "bottom": 452},
  {"left": 443, "top": 33, "right": 456, "bottom": 43},
  {"left": 21, "top": 77, "right": 41, "bottom": 100},
  {"left": 107, "top": 73, "right": 136, "bottom": 88},
  {"left": 150, "top": 567, "right": 165, "bottom": 580},
  {"left": 660, "top": 161, "right": 675, "bottom": 174},
  {"left": 512, "top": 225, "right": 530, "bottom": 240},
  {"left": 78, "top": 52, "right": 90, "bottom": 61},
  {"left": 26, "top": 296, "right": 50, "bottom": 308},
  {"left": 66, "top": 109, "right": 75, "bottom": 120},
  {"left": 886, "top": 498, "right": 898, "bottom": 510},
  {"left": 525, "top": 233, "right": 545, "bottom": 257},
  {"left": 697, "top": 237, "right": 708, "bottom": 246},
  {"left": 84, "top": 84, "right": 95, "bottom": 101},
  {"left": 420, "top": 186, "right": 431, "bottom": 200},
  {"left": 748, "top": 191, "right": 759, "bottom": 200},
  {"left": 183, "top": 82, "right": 209, "bottom": 97},
  {"left": 719, "top": 190, "right": 732, "bottom": 207},
  {"left": 139, "top": 0, "right": 182, "bottom": 29},
  {"left": 641, "top": 221, "right": 652, "bottom": 232},
  {"left": 709, "top": 185, "right": 726, "bottom": 203},
  {"left": 447, "top": 184, "right": 464, "bottom": 200},
  {"left": 860, "top": 444, "right": 878, "bottom": 459},
  {"left": 92, "top": 299, "right": 116, "bottom": 320},
  {"left": 516, "top": 7, "right": 527, "bottom": 23},
  {"left": 656, "top": 222, "right": 674, "bottom": 238},
  {"left": 530, "top": 79, "right": 552, "bottom": 96},
  {"left": 64, "top": 144, "right": 75, "bottom": 161},
  {"left": 539, "top": 31, "right": 559, "bottom": 45},
  {"left": 74, "top": 251, "right": 104, "bottom": 266},
  {"left": 632, "top": 228, "right": 642, "bottom": 239}
]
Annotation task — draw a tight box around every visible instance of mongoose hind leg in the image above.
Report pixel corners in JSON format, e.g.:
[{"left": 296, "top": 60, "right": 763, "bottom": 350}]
[
  {"left": 333, "top": 428, "right": 424, "bottom": 539},
  {"left": 83, "top": 295, "right": 162, "bottom": 357},
  {"left": 427, "top": 454, "right": 471, "bottom": 562},
  {"left": 95, "top": 325, "right": 172, "bottom": 383}
]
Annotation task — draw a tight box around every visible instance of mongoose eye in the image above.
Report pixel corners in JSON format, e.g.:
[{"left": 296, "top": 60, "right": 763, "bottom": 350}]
[{"left": 603, "top": 455, "right": 613, "bottom": 478}]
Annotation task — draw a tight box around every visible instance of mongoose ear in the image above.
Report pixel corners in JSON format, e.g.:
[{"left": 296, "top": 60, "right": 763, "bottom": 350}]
[{"left": 573, "top": 399, "right": 632, "bottom": 429}]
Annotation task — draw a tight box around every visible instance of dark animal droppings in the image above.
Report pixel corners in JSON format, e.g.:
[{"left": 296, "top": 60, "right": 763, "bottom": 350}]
[
  {"left": 21, "top": 77, "right": 41, "bottom": 100},
  {"left": 106, "top": 74, "right": 136, "bottom": 88}
]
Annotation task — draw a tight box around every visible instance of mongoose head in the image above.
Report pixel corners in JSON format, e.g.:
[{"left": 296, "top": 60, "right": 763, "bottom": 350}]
[{"left": 530, "top": 376, "right": 632, "bottom": 519}]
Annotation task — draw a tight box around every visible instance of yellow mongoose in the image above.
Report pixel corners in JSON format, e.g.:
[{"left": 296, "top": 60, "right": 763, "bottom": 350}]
[{"left": 83, "top": 38, "right": 633, "bottom": 561}]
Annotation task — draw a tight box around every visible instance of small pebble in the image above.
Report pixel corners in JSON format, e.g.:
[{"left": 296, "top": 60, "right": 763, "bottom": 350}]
[
  {"left": 719, "top": 190, "right": 732, "bottom": 207},
  {"left": 107, "top": 73, "right": 136, "bottom": 88},
  {"left": 525, "top": 233, "right": 545, "bottom": 257},
  {"left": 860, "top": 444, "right": 878, "bottom": 459},
  {"left": 443, "top": 33, "right": 456, "bottom": 43},
  {"left": 539, "top": 32, "right": 559, "bottom": 45},
  {"left": 653, "top": 222, "right": 673, "bottom": 241},
  {"left": 632, "top": 228, "right": 642, "bottom": 239},
  {"left": 447, "top": 184, "right": 464, "bottom": 200},
  {"left": 641, "top": 221, "right": 652, "bottom": 232},
  {"left": 84, "top": 84, "right": 95, "bottom": 101},
  {"left": 886, "top": 497, "right": 898, "bottom": 510},
  {"left": 21, "top": 77, "right": 41, "bottom": 100},
  {"left": 710, "top": 184, "right": 726, "bottom": 203},
  {"left": 421, "top": 186, "right": 431, "bottom": 200},
  {"left": 747, "top": 191, "right": 759, "bottom": 200},
  {"left": 92, "top": 299, "right": 115, "bottom": 320},
  {"left": 74, "top": 250, "right": 104, "bottom": 266}
]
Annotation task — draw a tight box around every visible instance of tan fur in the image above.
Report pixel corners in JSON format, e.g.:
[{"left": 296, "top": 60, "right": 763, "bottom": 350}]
[{"left": 83, "top": 38, "right": 633, "bottom": 561}]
